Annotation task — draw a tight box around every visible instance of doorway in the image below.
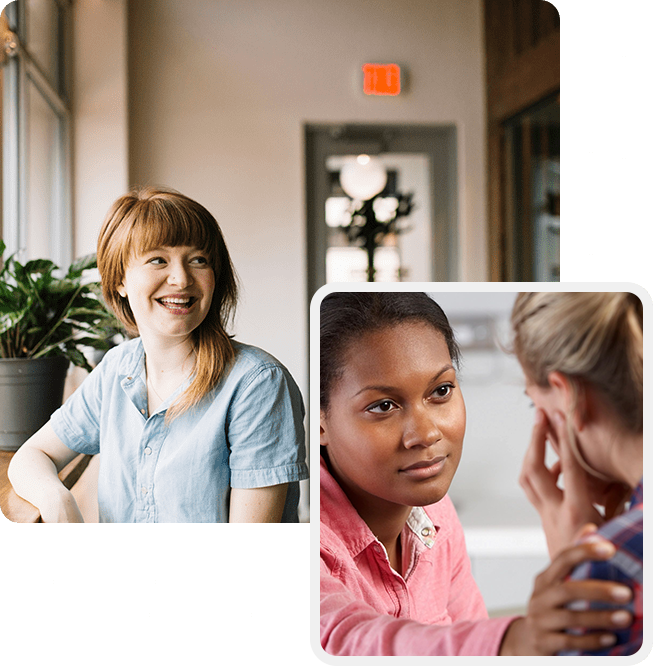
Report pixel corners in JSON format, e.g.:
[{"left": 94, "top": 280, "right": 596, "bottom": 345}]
[{"left": 305, "top": 124, "right": 458, "bottom": 297}]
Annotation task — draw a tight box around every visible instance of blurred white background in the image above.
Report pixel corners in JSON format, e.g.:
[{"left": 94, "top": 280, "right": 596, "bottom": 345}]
[{"left": 429, "top": 292, "right": 549, "bottom": 613}]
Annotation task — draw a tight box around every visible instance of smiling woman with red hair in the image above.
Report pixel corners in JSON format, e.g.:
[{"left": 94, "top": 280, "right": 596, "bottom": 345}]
[{"left": 9, "top": 187, "right": 308, "bottom": 523}]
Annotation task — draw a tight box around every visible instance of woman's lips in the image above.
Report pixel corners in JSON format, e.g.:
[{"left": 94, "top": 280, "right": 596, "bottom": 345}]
[
  {"left": 400, "top": 455, "right": 447, "bottom": 479},
  {"left": 156, "top": 296, "right": 197, "bottom": 313}
]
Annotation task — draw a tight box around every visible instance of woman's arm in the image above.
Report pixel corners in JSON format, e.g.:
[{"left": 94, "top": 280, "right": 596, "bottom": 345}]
[
  {"left": 8, "top": 422, "right": 84, "bottom": 523},
  {"left": 321, "top": 536, "right": 631, "bottom": 655},
  {"left": 226, "top": 360, "right": 307, "bottom": 522},
  {"left": 229, "top": 483, "right": 288, "bottom": 523}
]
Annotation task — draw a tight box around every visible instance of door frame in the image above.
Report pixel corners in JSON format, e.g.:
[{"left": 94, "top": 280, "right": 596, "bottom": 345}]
[{"left": 305, "top": 123, "right": 458, "bottom": 298}]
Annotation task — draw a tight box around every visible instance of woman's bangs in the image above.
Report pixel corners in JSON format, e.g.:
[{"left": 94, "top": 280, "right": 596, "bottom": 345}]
[{"left": 130, "top": 202, "right": 216, "bottom": 259}]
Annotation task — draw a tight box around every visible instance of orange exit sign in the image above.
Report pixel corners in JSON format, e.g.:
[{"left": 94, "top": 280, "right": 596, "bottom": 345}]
[{"left": 362, "top": 63, "right": 401, "bottom": 96}]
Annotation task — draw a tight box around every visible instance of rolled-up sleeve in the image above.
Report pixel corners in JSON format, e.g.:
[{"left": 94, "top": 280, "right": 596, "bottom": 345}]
[
  {"left": 49, "top": 355, "right": 107, "bottom": 456},
  {"left": 227, "top": 362, "right": 307, "bottom": 488}
]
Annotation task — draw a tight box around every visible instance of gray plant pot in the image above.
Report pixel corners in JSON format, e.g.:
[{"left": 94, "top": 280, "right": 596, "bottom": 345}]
[{"left": 0, "top": 356, "right": 69, "bottom": 451}]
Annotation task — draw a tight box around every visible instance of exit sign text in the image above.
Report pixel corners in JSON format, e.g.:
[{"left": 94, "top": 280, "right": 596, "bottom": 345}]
[{"left": 362, "top": 63, "right": 401, "bottom": 96}]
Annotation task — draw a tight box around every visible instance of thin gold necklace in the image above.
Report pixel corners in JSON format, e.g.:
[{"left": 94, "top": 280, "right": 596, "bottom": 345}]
[
  {"left": 147, "top": 374, "right": 165, "bottom": 403},
  {"left": 145, "top": 350, "right": 194, "bottom": 404}
]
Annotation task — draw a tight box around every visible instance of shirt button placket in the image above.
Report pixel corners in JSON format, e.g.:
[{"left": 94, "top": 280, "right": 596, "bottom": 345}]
[{"left": 138, "top": 420, "right": 159, "bottom": 521}]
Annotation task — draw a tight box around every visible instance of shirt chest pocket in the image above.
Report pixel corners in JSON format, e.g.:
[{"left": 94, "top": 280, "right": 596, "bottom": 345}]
[
  {"left": 413, "top": 602, "right": 453, "bottom": 626},
  {"left": 406, "top": 557, "right": 455, "bottom": 625}
]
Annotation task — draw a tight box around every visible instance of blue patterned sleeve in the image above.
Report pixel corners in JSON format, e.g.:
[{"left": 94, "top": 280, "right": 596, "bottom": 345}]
[{"left": 559, "top": 528, "right": 643, "bottom": 656}]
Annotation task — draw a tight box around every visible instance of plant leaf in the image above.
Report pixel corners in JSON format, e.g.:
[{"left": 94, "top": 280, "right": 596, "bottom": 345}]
[
  {"left": 1, "top": 244, "right": 122, "bottom": 364},
  {"left": 66, "top": 253, "right": 97, "bottom": 279},
  {"left": 66, "top": 306, "right": 109, "bottom": 318},
  {"left": 61, "top": 346, "right": 93, "bottom": 372},
  {"left": 74, "top": 336, "right": 115, "bottom": 350},
  {"left": 24, "top": 258, "right": 58, "bottom": 275},
  {"left": 0, "top": 307, "right": 31, "bottom": 337}
]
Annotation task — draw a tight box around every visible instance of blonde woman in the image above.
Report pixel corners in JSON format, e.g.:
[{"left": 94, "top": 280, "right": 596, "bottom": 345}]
[
  {"left": 9, "top": 188, "right": 308, "bottom": 523},
  {"left": 512, "top": 292, "right": 643, "bottom": 655}
]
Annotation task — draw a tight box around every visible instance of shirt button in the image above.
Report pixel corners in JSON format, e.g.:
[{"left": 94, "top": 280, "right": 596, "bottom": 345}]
[
  {"left": 141, "top": 486, "right": 148, "bottom": 495},
  {"left": 141, "top": 408, "right": 146, "bottom": 415},
  {"left": 144, "top": 447, "right": 152, "bottom": 455},
  {"left": 421, "top": 527, "right": 431, "bottom": 537}
]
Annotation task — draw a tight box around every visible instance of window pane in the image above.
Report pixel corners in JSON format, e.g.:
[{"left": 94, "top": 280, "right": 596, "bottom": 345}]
[
  {"left": 503, "top": 95, "right": 560, "bottom": 281},
  {"left": 27, "top": 78, "right": 59, "bottom": 261},
  {"left": 326, "top": 246, "right": 401, "bottom": 283},
  {"left": 26, "top": 0, "right": 61, "bottom": 92}
]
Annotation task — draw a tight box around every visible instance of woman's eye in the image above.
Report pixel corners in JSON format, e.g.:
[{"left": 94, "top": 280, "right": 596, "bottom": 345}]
[
  {"left": 368, "top": 400, "right": 397, "bottom": 414},
  {"left": 191, "top": 256, "right": 209, "bottom": 265},
  {"left": 148, "top": 257, "right": 166, "bottom": 265},
  {"left": 432, "top": 384, "right": 454, "bottom": 399}
]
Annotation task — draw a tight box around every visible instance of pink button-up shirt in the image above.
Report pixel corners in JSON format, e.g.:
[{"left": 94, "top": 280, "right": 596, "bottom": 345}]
[{"left": 320, "top": 456, "right": 517, "bottom": 655}]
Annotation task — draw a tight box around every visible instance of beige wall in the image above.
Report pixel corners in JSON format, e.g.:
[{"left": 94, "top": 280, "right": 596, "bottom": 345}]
[
  {"left": 126, "top": 0, "right": 487, "bottom": 386},
  {"left": 72, "top": 0, "right": 129, "bottom": 260}
]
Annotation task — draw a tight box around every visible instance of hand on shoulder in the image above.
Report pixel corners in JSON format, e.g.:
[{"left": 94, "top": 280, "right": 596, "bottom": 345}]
[{"left": 500, "top": 531, "right": 632, "bottom": 655}]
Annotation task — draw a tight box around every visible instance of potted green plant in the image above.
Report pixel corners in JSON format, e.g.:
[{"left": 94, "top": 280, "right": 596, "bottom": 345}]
[{"left": 0, "top": 239, "right": 122, "bottom": 451}]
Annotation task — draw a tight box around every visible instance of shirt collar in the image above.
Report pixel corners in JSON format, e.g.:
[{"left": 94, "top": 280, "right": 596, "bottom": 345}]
[
  {"left": 116, "top": 337, "right": 193, "bottom": 416},
  {"left": 320, "top": 455, "right": 438, "bottom": 559},
  {"left": 118, "top": 337, "right": 146, "bottom": 378},
  {"left": 631, "top": 478, "right": 643, "bottom": 506}
]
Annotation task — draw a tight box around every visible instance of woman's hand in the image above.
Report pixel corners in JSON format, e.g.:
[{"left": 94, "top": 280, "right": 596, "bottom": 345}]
[
  {"left": 500, "top": 532, "right": 633, "bottom": 655},
  {"left": 519, "top": 409, "right": 605, "bottom": 558},
  {"left": 39, "top": 487, "right": 85, "bottom": 523},
  {"left": 8, "top": 423, "right": 84, "bottom": 523}
]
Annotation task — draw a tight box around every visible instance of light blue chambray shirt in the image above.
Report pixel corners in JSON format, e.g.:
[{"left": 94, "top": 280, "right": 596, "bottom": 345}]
[{"left": 49, "top": 338, "right": 308, "bottom": 522}]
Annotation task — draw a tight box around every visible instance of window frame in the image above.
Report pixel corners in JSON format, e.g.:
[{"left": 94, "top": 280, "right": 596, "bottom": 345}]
[{"left": 2, "top": 0, "right": 72, "bottom": 268}]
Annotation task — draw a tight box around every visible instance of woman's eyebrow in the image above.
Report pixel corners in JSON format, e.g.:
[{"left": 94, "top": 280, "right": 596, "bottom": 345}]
[
  {"left": 427, "top": 364, "right": 455, "bottom": 384},
  {"left": 353, "top": 363, "right": 455, "bottom": 397}
]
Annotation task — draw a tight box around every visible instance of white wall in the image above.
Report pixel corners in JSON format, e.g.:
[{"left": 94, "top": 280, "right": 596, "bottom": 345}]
[{"left": 126, "top": 0, "right": 488, "bottom": 388}]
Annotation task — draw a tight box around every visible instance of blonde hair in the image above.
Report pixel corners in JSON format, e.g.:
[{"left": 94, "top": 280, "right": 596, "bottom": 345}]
[
  {"left": 511, "top": 292, "right": 643, "bottom": 480},
  {"left": 97, "top": 187, "right": 239, "bottom": 422}
]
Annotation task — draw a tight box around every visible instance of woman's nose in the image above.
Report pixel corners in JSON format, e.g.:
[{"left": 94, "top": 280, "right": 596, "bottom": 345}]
[
  {"left": 403, "top": 405, "right": 442, "bottom": 448},
  {"left": 167, "top": 262, "right": 193, "bottom": 288}
]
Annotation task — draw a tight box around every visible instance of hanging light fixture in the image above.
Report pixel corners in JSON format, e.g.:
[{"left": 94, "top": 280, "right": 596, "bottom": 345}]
[{"left": 339, "top": 154, "right": 388, "bottom": 201}]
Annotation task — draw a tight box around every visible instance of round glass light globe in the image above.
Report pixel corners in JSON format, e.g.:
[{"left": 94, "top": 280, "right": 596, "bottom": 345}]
[{"left": 339, "top": 156, "right": 388, "bottom": 201}]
